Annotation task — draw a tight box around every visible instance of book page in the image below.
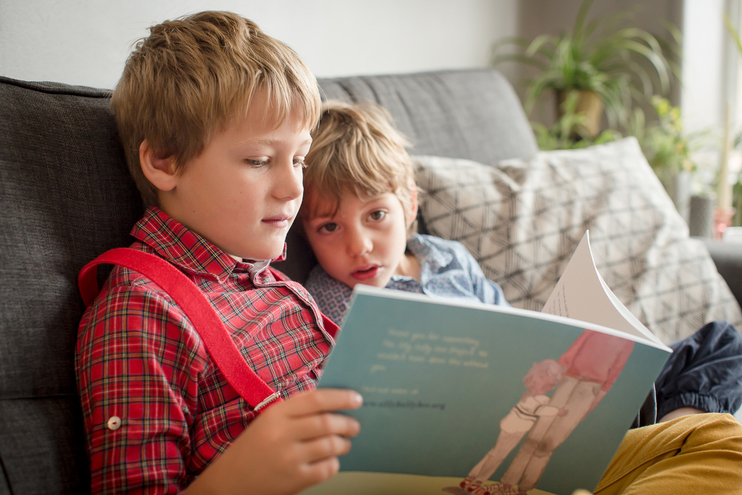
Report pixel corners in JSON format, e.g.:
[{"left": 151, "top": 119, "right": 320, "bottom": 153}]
[
  {"left": 302, "top": 472, "right": 557, "bottom": 494},
  {"left": 316, "top": 284, "right": 671, "bottom": 495},
  {"left": 542, "top": 231, "right": 664, "bottom": 346}
]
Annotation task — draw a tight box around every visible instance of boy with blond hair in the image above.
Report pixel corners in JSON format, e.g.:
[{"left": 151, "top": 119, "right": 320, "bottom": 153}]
[
  {"left": 75, "top": 12, "right": 362, "bottom": 494},
  {"left": 300, "top": 100, "right": 742, "bottom": 494},
  {"left": 301, "top": 100, "right": 508, "bottom": 325}
]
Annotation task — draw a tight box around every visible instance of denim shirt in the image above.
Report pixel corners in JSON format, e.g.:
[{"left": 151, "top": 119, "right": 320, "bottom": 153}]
[{"left": 305, "top": 233, "right": 508, "bottom": 325}]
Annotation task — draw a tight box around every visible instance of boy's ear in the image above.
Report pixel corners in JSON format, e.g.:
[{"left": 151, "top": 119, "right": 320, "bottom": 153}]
[{"left": 139, "top": 139, "right": 178, "bottom": 192}]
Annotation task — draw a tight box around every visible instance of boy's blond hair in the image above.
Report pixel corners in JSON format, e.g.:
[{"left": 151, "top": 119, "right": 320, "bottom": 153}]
[
  {"left": 112, "top": 11, "right": 321, "bottom": 205},
  {"left": 302, "top": 100, "right": 416, "bottom": 224}
]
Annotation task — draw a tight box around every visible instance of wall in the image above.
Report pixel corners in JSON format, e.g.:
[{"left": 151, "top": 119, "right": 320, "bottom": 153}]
[
  {"left": 682, "top": 0, "right": 733, "bottom": 136},
  {"left": 0, "top": 0, "right": 518, "bottom": 89},
  {"left": 0, "top": 0, "right": 730, "bottom": 149}
]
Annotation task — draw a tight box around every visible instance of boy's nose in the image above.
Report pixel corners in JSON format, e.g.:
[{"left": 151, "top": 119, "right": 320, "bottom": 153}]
[
  {"left": 347, "top": 229, "right": 372, "bottom": 257},
  {"left": 273, "top": 161, "right": 303, "bottom": 200}
]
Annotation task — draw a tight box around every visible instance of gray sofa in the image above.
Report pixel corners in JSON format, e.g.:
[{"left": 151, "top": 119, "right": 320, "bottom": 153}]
[{"left": 1, "top": 68, "right": 740, "bottom": 494}]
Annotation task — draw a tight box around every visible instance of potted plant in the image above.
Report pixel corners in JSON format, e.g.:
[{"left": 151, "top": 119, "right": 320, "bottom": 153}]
[
  {"left": 532, "top": 91, "right": 620, "bottom": 150},
  {"left": 493, "top": 0, "right": 676, "bottom": 137},
  {"left": 636, "top": 96, "right": 710, "bottom": 220},
  {"left": 639, "top": 97, "right": 700, "bottom": 178}
]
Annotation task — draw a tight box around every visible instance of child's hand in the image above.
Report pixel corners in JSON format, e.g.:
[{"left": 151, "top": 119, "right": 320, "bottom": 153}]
[{"left": 185, "top": 388, "right": 363, "bottom": 495}]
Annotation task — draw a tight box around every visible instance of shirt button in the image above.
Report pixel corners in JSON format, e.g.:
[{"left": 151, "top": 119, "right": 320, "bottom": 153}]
[{"left": 107, "top": 416, "right": 122, "bottom": 431}]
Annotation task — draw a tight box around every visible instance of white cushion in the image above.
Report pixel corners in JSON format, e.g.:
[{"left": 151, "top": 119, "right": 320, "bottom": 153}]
[{"left": 414, "top": 137, "right": 742, "bottom": 344}]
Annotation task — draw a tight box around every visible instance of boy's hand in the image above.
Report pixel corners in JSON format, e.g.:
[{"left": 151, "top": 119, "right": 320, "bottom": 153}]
[{"left": 185, "top": 388, "right": 362, "bottom": 495}]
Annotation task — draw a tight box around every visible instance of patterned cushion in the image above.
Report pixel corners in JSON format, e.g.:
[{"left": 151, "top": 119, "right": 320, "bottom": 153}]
[{"left": 414, "top": 137, "right": 742, "bottom": 344}]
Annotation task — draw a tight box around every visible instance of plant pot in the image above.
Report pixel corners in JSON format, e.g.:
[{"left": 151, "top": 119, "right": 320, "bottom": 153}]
[
  {"left": 661, "top": 169, "right": 692, "bottom": 223},
  {"left": 555, "top": 89, "right": 604, "bottom": 138},
  {"left": 689, "top": 195, "right": 716, "bottom": 238}
]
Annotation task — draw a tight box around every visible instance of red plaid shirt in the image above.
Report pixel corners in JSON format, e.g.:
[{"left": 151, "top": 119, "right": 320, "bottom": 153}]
[{"left": 75, "top": 207, "right": 335, "bottom": 494}]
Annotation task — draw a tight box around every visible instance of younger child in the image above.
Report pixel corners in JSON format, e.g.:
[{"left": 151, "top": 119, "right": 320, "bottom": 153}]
[
  {"left": 300, "top": 99, "right": 742, "bottom": 493},
  {"left": 301, "top": 100, "right": 508, "bottom": 327},
  {"left": 75, "top": 13, "right": 361, "bottom": 494}
]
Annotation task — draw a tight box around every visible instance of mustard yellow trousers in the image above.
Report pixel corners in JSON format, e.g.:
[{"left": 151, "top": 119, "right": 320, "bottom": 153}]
[{"left": 594, "top": 413, "right": 742, "bottom": 494}]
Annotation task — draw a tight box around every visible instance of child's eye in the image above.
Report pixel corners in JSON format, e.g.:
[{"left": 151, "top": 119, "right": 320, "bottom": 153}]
[
  {"left": 318, "top": 222, "right": 338, "bottom": 234},
  {"left": 246, "top": 159, "right": 269, "bottom": 168},
  {"left": 368, "top": 210, "right": 387, "bottom": 222},
  {"left": 293, "top": 158, "right": 307, "bottom": 168}
]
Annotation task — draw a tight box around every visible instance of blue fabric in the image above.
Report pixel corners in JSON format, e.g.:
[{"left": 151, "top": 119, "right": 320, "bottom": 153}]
[
  {"left": 655, "top": 320, "right": 742, "bottom": 419},
  {"left": 305, "top": 233, "right": 507, "bottom": 325}
]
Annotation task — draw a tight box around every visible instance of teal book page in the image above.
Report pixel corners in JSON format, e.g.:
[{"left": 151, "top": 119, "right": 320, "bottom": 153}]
[{"left": 314, "top": 286, "right": 671, "bottom": 495}]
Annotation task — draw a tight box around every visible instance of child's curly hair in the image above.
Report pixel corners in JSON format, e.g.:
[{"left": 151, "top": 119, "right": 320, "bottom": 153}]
[{"left": 301, "top": 100, "right": 416, "bottom": 231}]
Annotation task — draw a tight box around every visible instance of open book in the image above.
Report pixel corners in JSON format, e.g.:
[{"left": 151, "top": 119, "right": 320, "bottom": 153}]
[{"left": 304, "top": 231, "right": 671, "bottom": 495}]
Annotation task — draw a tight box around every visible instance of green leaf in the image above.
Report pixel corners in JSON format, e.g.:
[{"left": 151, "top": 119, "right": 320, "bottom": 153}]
[{"left": 492, "top": 0, "right": 679, "bottom": 136}]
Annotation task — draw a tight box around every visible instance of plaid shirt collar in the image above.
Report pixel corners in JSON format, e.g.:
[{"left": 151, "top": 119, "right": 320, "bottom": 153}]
[{"left": 131, "top": 207, "right": 287, "bottom": 283}]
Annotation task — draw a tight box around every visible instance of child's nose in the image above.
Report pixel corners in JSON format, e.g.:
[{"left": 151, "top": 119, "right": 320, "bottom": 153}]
[
  {"left": 347, "top": 228, "right": 372, "bottom": 257},
  {"left": 273, "top": 160, "right": 303, "bottom": 200}
]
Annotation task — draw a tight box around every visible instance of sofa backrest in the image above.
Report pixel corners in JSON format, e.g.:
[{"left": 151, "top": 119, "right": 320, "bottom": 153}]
[
  {"left": 0, "top": 78, "right": 142, "bottom": 494},
  {"left": 0, "top": 68, "right": 536, "bottom": 494}
]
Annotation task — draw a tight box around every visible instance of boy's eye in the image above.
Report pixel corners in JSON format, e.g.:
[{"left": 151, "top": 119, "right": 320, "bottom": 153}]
[
  {"left": 246, "top": 159, "right": 268, "bottom": 168},
  {"left": 368, "top": 210, "right": 387, "bottom": 222},
  {"left": 318, "top": 222, "right": 338, "bottom": 234}
]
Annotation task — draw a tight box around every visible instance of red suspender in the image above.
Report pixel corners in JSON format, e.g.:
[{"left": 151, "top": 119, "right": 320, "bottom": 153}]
[{"left": 79, "top": 248, "right": 285, "bottom": 411}]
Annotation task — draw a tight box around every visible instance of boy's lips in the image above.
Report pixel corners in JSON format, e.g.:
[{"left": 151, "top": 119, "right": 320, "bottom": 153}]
[
  {"left": 352, "top": 264, "right": 380, "bottom": 281},
  {"left": 262, "top": 214, "right": 293, "bottom": 228}
]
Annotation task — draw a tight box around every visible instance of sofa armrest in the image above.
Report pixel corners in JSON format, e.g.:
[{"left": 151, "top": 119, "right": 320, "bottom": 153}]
[{"left": 700, "top": 238, "right": 742, "bottom": 307}]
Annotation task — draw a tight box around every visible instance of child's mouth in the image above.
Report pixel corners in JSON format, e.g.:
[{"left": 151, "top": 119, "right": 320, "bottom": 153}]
[
  {"left": 352, "top": 265, "right": 380, "bottom": 281},
  {"left": 262, "top": 214, "right": 292, "bottom": 228}
]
